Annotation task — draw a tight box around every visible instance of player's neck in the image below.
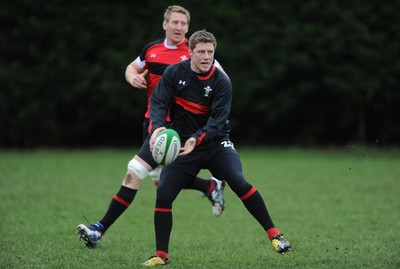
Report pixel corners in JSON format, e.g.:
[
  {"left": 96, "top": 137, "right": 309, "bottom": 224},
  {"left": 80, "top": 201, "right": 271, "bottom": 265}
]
[{"left": 165, "top": 38, "right": 185, "bottom": 48}]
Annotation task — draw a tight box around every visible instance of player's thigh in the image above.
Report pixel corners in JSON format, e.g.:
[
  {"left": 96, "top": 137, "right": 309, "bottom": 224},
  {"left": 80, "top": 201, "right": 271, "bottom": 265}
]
[{"left": 210, "top": 151, "right": 252, "bottom": 196}]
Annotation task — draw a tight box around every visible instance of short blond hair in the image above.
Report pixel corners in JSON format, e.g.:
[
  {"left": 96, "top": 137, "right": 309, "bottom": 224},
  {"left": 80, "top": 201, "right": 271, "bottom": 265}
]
[
  {"left": 188, "top": 30, "right": 217, "bottom": 50},
  {"left": 164, "top": 5, "right": 190, "bottom": 24}
]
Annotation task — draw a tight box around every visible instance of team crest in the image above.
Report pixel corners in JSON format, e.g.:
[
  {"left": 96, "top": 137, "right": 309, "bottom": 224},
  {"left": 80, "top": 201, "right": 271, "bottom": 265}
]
[{"left": 204, "top": 86, "right": 212, "bottom": 97}]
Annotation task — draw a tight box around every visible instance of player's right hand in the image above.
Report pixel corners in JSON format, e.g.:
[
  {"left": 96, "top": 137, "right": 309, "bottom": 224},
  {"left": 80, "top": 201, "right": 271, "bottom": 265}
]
[
  {"left": 149, "top": 127, "right": 167, "bottom": 151},
  {"left": 131, "top": 69, "right": 148, "bottom": 89}
]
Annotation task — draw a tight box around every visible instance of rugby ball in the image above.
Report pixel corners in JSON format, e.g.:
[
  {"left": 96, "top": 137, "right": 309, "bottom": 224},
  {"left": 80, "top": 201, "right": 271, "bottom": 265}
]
[{"left": 152, "top": 129, "right": 181, "bottom": 165}]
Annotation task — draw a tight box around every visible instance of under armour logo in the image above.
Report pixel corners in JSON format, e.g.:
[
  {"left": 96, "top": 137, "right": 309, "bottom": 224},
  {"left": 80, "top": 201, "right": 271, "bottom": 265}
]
[
  {"left": 204, "top": 86, "right": 212, "bottom": 97},
  {"left": 180, "top": 55, "right": 188, "bottom": 61},
  {"left": 179, "top": 80, "right": 186, "bottom": 85},
  {"left": 150, "top": 54, "right": 156, "bottom": 58}
]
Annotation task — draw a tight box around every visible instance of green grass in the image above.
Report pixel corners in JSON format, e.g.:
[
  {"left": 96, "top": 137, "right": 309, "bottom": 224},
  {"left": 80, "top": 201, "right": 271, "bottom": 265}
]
[{"left": 0, "top": 147, "right": 399, "bottom": 268}]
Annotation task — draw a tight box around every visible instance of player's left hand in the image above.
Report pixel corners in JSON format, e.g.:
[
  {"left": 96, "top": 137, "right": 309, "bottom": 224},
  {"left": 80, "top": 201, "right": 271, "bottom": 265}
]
[{"left": 179, "top": 137, "right": 196, "bottom": 156}]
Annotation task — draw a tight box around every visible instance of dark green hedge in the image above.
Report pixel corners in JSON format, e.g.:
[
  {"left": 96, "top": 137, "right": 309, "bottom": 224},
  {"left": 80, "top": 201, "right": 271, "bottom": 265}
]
[{"left": 1, "top": 0, "right": 399, "bottom": 147}]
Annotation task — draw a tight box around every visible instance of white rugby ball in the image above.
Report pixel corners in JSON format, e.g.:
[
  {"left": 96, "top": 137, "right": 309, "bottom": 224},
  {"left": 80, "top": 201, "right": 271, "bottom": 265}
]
[{"left": 152, "top": 129, "right": 181, "bottom": 165}]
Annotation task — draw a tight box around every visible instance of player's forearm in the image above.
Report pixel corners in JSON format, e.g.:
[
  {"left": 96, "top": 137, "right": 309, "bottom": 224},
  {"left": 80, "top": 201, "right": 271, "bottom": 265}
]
[
  {"left": 149, "top": 98, "right": 169, "bottom": 132},
  {"left": 125, "top": 63, "right": 139, "bottom": 85}
]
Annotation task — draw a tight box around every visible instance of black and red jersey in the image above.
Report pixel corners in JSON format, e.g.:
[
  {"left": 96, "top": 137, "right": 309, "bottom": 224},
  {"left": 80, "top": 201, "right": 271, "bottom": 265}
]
[
  {"left": 135, "top": 38, "right": 190, "bottom": 119},
  {"left": 150, "top": 60, "right": 232, "bottom": 146}
]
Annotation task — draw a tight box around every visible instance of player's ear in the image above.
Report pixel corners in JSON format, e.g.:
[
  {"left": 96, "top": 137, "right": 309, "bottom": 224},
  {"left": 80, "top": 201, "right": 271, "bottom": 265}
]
[{"left": 163, "top": 20, "right": 168, "bottom": 30}]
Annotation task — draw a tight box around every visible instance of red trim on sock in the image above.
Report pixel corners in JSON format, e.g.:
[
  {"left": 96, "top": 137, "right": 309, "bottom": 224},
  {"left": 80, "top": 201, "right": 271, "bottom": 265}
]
[
  {"left": 155, "top": 207, "right": 172, "bottom": 213},
  {"left": 113, "top": 195, "right": 130, "bottom": 207},
  {"left": 240, "top": 187, "right": 257, "bottom": 201},
  {"left": 156, "top": 250, "right": 169, "bottom": 260},
  {"left": 206, "top": 179, "right": 215, "bottom": 195},
  {"left": 266, "top": 227, "right": 280, "bottom": 240}
]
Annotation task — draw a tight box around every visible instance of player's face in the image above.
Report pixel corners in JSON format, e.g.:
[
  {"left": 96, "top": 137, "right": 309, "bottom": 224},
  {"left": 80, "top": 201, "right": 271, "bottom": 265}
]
[
  {"left": 189, "top": 42, "right": 215, "bottom": 73},
  {"left": 163, "top": 12, "right": 189, "bottom": 46}
]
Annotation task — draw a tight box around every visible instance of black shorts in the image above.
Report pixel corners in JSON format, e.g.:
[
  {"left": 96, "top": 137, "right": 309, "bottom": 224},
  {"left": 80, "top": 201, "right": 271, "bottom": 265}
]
[
  {"left": 136, "top": 135, "right": 159, "bottom": 169},
  {"left": 168, "top": 138, "right": 236, "bottom": 176},
  {"left": 161, "top": 137, "right": 252, "bottom": 197}
]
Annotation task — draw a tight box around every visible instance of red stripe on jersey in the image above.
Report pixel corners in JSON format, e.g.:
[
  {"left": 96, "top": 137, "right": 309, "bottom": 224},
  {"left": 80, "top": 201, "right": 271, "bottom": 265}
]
[
  {"left": 148, "top": 121, "right": 153, "bottom": 135},
  {"left": 155, "top": 207, "right": 172, "bottom": 213},
  {"left": 196, "top": 133, "right": 206, "bottom": 146},
  {"left": 197, "top": 65, "right": 216, "bottom": 81},
  {"left": 113, "top": 195, "right": 130, "bottom": 207},
  {"left": 240, "top": 187, "right": 257, "bottom": 201},
  {"left": 175, "top": 96, "right": 210, "bottom": 115}
]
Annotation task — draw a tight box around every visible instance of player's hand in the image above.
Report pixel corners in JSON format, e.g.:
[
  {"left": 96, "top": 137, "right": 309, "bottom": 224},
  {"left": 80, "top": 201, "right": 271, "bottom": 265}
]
[
  {"left": 130, "top": 69, "right": 148, "bottom": 89},
  {"left": 179, "top": 137, "right": 196, "bottom": 156},
  {"left": 149, "top": 127, "right": 167, "bottom": 151}
]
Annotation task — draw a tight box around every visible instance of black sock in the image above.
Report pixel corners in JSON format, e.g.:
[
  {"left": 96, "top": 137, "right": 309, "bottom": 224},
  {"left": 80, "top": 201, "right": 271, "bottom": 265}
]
[
  {"left": 241, "top": 187, "right": 275, "bottom": 230},
  {"left": 154, "top": 200, "right": 173, "bottom": 254},
  {"left": 99, "top": 186, "right": 137, "bottom": 233}
]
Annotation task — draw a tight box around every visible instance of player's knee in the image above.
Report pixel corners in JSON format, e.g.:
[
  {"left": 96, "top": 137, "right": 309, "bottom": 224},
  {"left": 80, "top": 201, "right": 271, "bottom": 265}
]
[
  {"left": 229, "top": 176, "right": 252, "bottom": 196},
  {"left": 123, "top": 170, "right": 141, "bottom": 189},
  {"left": 127, "top": 158, "right": 149, "bottom": 180},
  {"left": 156, "top": 185, "right": 177, "bottom": 202}
]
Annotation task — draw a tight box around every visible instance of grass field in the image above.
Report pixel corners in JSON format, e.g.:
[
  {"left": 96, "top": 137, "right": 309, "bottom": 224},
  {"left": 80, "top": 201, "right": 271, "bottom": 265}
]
[{"left": 0, "top": 147, "right": 399, "bottom": 268}]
